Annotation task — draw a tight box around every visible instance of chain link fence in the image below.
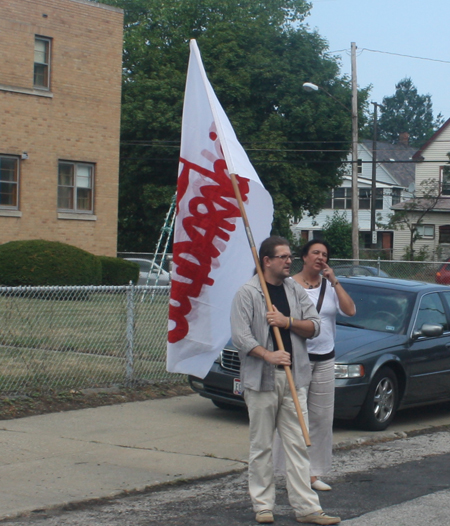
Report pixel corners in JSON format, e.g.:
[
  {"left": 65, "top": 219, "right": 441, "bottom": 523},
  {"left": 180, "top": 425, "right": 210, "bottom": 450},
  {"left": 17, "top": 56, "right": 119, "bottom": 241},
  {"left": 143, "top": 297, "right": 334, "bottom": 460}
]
[
  {"left": 0, "top": 284, "right": 180, "bottom": 396},
  {"left": 1, "top": 260, "right": 448, "bottom": 395},
  {"left": 327, "top": 258, "right": 446, "bottom": 283}
]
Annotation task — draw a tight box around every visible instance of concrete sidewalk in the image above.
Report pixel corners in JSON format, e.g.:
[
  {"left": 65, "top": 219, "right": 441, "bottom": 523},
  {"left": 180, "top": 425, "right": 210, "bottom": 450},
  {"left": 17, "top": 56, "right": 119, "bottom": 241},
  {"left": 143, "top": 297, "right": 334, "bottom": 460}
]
[{"left": 1, "top": 393, "right": 449, "bottom": 520}]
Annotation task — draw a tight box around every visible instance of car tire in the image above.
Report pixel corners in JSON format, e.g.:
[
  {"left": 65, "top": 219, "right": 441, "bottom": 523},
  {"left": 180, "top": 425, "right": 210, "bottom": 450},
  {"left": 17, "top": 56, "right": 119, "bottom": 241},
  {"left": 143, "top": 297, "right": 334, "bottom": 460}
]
[{"left": 357, "top": 367, "right": 398, "bottom": 431}]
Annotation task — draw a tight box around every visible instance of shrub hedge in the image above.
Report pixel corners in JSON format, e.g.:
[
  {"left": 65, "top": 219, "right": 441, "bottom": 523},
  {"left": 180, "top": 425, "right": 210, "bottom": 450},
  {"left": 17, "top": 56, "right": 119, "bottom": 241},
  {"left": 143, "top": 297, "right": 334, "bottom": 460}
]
[
  {"left": 0, "top": 240, "right": 102, "bottom": 286},
  {"left": 98, "top": 256, "right": 139, "bottom": 285}
]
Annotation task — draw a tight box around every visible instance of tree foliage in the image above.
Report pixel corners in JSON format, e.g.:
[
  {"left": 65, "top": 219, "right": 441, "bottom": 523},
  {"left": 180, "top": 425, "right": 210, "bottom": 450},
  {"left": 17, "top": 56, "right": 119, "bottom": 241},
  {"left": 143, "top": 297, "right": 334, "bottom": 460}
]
[
  {"left": 367, "top": 78, "right": 444, "bottom": 148},
  {"left": 100, "top": 0, "right": 366, "bottom": 251},
  {"left": 321, "top": 211, "right": 352, "bottom": 259}
]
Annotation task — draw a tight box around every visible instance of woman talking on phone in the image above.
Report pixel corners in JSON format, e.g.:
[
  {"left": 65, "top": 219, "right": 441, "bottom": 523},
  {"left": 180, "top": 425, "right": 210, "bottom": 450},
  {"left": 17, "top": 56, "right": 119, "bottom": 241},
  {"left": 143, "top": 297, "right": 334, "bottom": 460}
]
[{"left": 294, "top": 239, "right": 355, "bottom": 491}]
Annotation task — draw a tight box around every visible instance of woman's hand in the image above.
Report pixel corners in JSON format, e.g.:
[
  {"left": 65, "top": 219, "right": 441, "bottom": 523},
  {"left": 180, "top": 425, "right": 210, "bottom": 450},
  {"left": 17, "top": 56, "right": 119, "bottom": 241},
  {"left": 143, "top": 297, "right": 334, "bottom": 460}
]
[
  {"left": 322, "top": 263, "right": 337, "bottom": 285},
  {"left": 266, "top": 305, "right": 289, "bottom": 328}
]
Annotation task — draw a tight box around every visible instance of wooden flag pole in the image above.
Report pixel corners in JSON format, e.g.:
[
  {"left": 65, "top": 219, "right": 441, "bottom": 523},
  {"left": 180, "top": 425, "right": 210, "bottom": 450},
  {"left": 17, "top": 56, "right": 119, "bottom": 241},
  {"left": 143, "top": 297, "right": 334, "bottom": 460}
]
[{"left": 229, "top": 173, "right": 311, "bottom": 447}]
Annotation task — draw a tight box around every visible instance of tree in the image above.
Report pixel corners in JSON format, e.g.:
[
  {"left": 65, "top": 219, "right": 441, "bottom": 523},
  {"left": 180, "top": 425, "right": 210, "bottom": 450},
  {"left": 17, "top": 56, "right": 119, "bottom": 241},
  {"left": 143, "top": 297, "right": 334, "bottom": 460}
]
[
  {"left": 321, "top": 211, "right": 352, "bottom": 259},
  {"left": 371, "top": 78, "right": 444, "bottom": 148},
  {"left": 386, "top": 177, "right": 445, "bottom": 260},
  {"left": 100, "top": 0, "right": 366, "bottom": 251}
]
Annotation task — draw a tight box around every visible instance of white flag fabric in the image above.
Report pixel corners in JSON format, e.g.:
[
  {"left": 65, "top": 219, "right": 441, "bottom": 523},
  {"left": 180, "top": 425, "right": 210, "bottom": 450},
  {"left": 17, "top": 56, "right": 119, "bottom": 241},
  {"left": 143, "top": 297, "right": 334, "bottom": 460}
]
[{"left": 167, "top": 39, "right": 273, "bottom": 378}]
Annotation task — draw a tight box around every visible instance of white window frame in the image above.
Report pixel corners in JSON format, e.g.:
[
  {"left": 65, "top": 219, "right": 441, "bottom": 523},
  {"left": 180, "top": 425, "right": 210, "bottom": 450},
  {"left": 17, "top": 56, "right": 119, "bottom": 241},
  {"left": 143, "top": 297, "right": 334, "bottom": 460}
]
[
  {"left": 58, "top": 161, "right": 95, "bottom": 214},
  {"left": 0, "top": 155, "right": 20, "bottom": 210},
  {"left": 415, "top": 224, "right": 435, "bottom": 239},
  {"left": 440, "top": 165, "right": 450, "bottom": 196},
  {"left": 357, "top": 158, "right": 363, "bottom": 174},
  {"left": 34, "top": 36, "right": 51, "bottom": 90}
]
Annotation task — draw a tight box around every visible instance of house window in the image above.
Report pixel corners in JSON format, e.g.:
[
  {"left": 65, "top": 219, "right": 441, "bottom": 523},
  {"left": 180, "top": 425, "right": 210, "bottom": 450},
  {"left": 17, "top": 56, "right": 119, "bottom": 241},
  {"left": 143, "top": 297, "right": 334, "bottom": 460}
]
[
  {"left": 441, "top": 165, "right": 450, "bottom": 196},
  {"left": 415, "top": 224, "right": 435, "bottom": 239},
  {"left": 58, "top": 162, "right": 94, "bottom": 213},
  {"left": 0, "top": 155, "right": 19, "bottom": 209},
  {"left": 359, "top": 188, "right": 371, "bottom": 210},
  {"left": 357, "top": 159, "right": 362, "bottom": 174},
  {"left": 358, "top": 188, "right": 384, "bottom": 210},
  {"left": 391, "top": 188, "right": 401, "bottom": 205},
  {"left": 34, "top": 36, "right": 51, "bottom": 89},
  {"left": 439, "top": 225, "right": 450, "bottom": 244},
  {"left": 333, "top": 187, "right": 352, "bottom": 209}
]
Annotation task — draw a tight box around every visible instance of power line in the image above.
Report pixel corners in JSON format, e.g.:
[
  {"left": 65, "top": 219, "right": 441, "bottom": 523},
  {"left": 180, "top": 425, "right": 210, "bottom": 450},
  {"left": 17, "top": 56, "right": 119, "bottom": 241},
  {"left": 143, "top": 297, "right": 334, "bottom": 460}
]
[
  {"left": 361, "top": 48, "right": 450, "bottom": 65},
  {"left": 329, "top": 47, "right": 450, "bottom": 65}
]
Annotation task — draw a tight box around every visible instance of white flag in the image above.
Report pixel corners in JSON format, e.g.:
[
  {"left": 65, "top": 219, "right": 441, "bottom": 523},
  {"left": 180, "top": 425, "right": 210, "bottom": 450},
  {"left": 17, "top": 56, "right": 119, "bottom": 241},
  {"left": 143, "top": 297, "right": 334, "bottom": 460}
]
[{"left": 167, "top": 39, "right": 273, "bottom": 378}]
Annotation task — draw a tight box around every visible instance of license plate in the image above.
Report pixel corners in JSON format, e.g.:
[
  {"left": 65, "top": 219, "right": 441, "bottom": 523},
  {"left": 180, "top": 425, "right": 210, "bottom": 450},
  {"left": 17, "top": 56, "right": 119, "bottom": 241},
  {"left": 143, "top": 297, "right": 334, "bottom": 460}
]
[{"left": 233, "top": 378, "right": 242, "bottom": 396}]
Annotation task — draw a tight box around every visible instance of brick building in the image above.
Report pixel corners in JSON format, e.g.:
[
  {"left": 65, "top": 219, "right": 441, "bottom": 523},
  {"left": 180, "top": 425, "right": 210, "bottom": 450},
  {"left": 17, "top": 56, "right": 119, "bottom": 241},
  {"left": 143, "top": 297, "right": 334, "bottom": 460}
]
[{"left": 0, "top": 0, "right": 123, "bottom": 256}]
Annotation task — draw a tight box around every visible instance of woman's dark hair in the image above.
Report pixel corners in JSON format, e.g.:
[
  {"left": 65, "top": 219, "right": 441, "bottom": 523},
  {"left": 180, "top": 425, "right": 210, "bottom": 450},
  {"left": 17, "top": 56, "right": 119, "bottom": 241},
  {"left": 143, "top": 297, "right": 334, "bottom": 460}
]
[
  {"left": 299, "top": 239, "right": 331, "bottom": 263},
  {"left": 258, "top": 236, "right": 290, "bottom": 268}
]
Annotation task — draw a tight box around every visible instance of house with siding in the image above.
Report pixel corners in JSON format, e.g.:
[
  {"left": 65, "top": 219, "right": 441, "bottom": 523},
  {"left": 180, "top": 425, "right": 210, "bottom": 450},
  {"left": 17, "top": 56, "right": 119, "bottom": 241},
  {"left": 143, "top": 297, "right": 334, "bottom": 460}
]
[
  {"left": 291, "top": 136, "right": 416, "bottom": 257},
  {"left": 391, "top": 119, "right": 450, "bottom": 260},
  {"left": 0, "top": 0, "right": 123, "bottom": 256}
]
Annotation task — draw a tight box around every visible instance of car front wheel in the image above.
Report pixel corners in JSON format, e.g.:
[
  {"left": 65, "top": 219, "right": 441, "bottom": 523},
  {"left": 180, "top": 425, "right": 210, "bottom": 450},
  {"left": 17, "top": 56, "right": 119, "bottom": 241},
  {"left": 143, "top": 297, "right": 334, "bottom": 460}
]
[{"left": 357, "top": 367, "right": 398, "bottom": 431}]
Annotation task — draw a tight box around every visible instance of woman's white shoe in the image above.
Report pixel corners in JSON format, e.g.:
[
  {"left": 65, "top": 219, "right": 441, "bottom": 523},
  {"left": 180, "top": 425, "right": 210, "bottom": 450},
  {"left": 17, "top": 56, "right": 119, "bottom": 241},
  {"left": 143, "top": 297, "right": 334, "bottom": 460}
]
[{"left": 311, "top": 479, "right": 332, "bottom": 491}]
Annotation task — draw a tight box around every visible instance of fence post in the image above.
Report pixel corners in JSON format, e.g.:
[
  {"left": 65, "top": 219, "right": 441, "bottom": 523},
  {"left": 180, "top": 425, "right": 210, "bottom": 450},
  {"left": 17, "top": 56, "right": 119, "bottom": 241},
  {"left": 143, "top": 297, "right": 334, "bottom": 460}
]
[{"left": 126, "top": 283, "right": 135, "bottom": 385}]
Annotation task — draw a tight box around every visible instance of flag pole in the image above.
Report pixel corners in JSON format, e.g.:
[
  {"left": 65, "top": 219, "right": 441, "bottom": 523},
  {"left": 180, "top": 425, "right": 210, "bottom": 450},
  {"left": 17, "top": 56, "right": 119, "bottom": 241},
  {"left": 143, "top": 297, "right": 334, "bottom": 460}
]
[{"left": 229, "top": 173, "right": 311, "bottom": 447}]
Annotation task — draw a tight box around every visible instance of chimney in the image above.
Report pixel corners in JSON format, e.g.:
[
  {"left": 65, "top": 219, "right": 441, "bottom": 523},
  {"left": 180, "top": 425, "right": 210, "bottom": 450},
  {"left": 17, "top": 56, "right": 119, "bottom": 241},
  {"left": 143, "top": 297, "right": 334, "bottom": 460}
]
[{"left": 398, "top": 132, "right": 409, "bottom": 146}]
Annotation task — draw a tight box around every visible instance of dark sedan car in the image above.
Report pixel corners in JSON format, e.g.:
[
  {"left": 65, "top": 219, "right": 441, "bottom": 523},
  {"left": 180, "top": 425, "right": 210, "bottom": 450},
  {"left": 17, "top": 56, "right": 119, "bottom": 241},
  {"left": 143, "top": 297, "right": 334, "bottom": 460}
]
[
  {"left": 189, "top": 276, "right": 450, "bottom": 431},
  {"left": 331, "top": 265, "right": 390, "bottom": 278}
]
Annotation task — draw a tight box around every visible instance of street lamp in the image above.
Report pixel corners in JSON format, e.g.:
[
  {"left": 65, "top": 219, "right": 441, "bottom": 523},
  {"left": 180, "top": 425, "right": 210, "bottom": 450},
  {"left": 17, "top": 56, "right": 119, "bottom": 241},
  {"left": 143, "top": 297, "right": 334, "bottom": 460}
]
[{"left": 302, "top": 43, "right": 359, "bottom": 260}]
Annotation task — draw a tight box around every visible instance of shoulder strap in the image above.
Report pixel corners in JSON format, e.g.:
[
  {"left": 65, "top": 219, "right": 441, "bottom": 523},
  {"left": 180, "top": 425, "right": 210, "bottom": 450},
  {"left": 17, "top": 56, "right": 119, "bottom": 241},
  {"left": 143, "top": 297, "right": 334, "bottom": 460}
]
[{"left": 316, "top": 278, "right": 327, "bottom": 314}]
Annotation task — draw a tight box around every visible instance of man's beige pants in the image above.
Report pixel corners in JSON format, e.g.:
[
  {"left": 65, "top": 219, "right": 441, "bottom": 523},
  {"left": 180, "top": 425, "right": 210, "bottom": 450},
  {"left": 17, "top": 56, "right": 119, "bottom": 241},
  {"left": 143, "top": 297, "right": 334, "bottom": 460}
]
[{"left": 244, "top": 369, "right": 322, "bottom": 516}]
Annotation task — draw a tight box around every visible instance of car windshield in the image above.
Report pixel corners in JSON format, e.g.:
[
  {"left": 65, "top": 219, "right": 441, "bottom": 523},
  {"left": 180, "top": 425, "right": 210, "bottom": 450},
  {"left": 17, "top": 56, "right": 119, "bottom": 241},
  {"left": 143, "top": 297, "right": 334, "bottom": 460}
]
[{"left": 336, "top": 283, "right": 416, "bottom": 334}]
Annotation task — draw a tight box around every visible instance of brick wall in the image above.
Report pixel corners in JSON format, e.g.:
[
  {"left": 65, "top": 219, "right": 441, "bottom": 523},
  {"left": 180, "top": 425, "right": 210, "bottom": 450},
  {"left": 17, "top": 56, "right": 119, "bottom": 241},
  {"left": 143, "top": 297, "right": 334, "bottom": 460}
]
[{"left": 0, "top": 0, "right": 123, "bottom": 256}]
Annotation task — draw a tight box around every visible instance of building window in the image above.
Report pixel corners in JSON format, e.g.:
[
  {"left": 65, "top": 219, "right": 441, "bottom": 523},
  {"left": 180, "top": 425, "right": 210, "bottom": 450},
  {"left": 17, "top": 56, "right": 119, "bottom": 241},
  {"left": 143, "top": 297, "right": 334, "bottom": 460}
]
[
  {"left": 358, "top": 188, "right": 384, "bottom": 210},
  {"left": 441, "top": 165, "right": 450, "bottom": 196},
  {"left": 439, "top": 225, "right": 450, "bottom": 244},
  {"left": 359, "top": 188, "right": 371, "bottom": 210},
  {"left": 34, "top": 36, "right": 51, "bottom": 89},
  {"left": 415, "top": 224, "right": 435, "bottom": 239},
  {"left": 333, "top": 187, "right": 352, "bottom": 209},
  {"left": 357, "top": 159, "right": 362, "bottom": 174},
  {"left": 324, "top": 190, "right": 332, "bottom": 209},
  {"left": 58, "top": 162, "right": 94, "bottom": 213},
  {"left": 0, "top": 155, "right": 19, "bottom": 209},
  {"left": 391, "top": 188, "right": 401, "bottom": 206}
]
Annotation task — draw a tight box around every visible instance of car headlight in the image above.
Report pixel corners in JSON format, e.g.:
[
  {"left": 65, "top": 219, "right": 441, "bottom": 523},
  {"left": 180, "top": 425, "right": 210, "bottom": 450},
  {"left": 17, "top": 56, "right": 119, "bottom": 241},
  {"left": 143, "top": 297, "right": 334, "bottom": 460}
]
[{"left": 334, "top": 364, "right": 365, "bottom": 379}]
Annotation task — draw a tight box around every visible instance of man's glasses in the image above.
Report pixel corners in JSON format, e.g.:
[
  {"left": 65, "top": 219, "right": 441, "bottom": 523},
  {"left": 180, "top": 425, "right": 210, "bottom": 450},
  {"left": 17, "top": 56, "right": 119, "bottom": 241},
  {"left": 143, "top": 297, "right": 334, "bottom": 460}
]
[{"left": 270, "top": 254, "right": 293, "bottom": 261}]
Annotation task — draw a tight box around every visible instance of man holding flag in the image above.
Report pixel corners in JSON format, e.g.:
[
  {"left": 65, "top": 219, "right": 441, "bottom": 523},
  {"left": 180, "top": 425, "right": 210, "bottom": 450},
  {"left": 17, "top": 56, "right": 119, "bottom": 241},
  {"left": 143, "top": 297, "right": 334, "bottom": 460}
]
[
  {"left": 168, "top": 39, "right": 340, "bottom": 525},
  {"left": 231, "top": 236, "right": 340, "bottom": 525}
]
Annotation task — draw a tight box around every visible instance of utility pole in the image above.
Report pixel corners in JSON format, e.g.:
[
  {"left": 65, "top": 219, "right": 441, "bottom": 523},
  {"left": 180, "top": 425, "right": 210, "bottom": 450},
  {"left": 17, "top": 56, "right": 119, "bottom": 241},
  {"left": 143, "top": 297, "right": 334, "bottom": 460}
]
[
  {"left": 371, "top": 102, "right": 379, "bottom": 250},
  {"left": 351, "top": 42, "right": 359, "bottom": 261}
]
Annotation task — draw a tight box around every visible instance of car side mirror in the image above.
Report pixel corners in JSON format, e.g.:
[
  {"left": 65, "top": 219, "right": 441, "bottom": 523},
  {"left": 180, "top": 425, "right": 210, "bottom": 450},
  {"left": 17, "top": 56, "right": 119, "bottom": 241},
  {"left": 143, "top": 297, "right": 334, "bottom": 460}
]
[{"left": 412, "top": 323, "right": 444, "bottom": 340}]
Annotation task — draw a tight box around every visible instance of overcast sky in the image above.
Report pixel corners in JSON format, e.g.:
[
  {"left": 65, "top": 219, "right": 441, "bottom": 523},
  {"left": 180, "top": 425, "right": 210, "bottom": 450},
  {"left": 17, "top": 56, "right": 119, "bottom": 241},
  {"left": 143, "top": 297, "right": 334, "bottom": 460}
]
[{"left": 305, "top": 0, "right": 450, "bottom": 124}]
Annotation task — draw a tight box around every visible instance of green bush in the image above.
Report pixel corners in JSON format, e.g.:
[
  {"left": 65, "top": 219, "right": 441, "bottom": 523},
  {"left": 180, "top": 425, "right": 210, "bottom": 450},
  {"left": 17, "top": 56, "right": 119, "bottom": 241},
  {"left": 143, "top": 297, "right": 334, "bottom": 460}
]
[
  {"left": 0, "top": 240, "right": 102, "bottom": 286},
  {"left": 99, "top": 256, "right": 139, "bottom": 285}
]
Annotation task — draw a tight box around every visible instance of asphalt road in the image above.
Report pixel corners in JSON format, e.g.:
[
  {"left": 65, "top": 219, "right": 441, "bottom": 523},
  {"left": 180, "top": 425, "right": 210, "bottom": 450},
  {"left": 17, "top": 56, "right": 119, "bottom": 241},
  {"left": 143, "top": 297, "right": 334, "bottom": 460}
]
[{"left": 2, "top": 405, "right": 450, "bottom": 526}]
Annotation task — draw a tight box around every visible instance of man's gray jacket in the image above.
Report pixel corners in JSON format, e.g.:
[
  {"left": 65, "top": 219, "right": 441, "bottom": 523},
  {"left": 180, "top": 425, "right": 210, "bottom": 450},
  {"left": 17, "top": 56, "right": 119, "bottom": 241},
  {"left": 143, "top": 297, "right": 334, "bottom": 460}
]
[{"left": 231, "top": 274, "right": 320, "bottom": 392}]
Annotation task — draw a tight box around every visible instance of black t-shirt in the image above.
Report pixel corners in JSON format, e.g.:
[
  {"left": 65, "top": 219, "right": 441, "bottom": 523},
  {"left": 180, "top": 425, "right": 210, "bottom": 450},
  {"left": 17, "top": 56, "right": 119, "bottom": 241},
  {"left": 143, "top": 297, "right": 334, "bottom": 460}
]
[{"left": 266, "top": 281, "right": 293, "bottom": 358}]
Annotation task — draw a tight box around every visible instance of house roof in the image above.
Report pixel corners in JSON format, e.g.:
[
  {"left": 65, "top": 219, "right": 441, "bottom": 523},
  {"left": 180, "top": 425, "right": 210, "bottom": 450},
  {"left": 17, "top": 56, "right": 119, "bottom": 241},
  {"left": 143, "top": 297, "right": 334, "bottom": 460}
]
[
  {"left": 361, "top": 139, "right": 417, "bottom": 188},
  {"left": 391, "top": 197, "right": 450, "bottom": 212},
  {"left": 412, "top": 118, "right": 450, "bottom": 161}
]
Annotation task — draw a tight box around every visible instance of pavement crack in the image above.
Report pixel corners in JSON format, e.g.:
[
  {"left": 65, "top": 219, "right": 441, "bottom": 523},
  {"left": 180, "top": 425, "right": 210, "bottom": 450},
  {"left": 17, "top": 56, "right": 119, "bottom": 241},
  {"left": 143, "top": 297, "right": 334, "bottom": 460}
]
[{"left": 59, "top": 436, "right": 248, "bottom": 465}]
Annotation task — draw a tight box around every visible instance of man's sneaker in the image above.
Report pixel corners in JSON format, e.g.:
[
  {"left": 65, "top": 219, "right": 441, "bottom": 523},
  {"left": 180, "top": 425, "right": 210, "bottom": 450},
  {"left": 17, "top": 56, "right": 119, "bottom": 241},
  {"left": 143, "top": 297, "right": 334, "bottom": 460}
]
[
  {"left": 255, "top": 509, "right": 274, "bottom": 523},
  {"left": 296, "top": 510, "right": 341, "bottom": 525}
]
